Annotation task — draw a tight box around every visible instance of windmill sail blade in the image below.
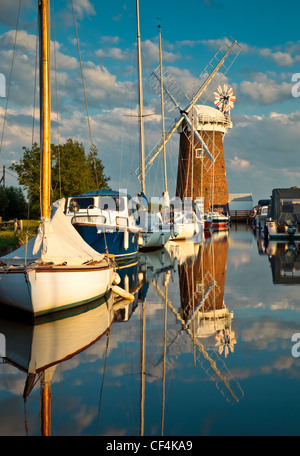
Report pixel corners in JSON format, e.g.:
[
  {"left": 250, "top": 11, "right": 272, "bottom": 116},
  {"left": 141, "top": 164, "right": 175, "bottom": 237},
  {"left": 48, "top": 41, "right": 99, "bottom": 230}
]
[
  {"left": 149, "top": 65, "right": 191, "bottom": 112},
  {"left": 185, "top": 37, "right": 241, "bottom": 107},
  {"left": 135, "top": 116, "right": 183, "bottom": 181},
  {"left": 140, "top": 37, "right": 241, "bottom": 179}
]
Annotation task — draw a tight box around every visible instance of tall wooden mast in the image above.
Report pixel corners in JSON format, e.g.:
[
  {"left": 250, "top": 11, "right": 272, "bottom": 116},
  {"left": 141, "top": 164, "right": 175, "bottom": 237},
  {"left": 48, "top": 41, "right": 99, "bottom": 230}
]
[
  {"left": 39, "top": 0, "right": 51, "bottom": 219},
  {"left": 136, "top": 0, "right": 145, "bottom": 194}
]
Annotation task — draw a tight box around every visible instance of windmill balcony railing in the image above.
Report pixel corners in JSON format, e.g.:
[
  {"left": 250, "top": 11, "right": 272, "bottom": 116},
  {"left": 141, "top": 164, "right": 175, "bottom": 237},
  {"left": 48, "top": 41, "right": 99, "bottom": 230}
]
[{"left": 196, "top": 114, "right": 232, "bottom": 127}]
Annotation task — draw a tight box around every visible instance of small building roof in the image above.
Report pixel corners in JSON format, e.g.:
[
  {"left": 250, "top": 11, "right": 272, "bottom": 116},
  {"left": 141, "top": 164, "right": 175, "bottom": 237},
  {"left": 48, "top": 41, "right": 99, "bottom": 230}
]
[{"left": 228, "top": 193, "right": 253, "bottom": 202}]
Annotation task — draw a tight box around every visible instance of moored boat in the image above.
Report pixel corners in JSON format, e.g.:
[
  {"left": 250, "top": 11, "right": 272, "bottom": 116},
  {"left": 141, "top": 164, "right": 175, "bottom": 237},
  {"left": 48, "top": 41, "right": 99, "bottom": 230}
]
[
  {"left": 265, "top": 187, "right": 300, "bottom": 240},
  {"left": 209, "top": 211, "right": 230, "bottom": 230},
  {"left": 0, "top": 0, "right": 117, "bottom": 317},
  {"left": 0, "top": 199, "right": 115, "bottom": 316},
  {"left": 66, "top": 189, "right": 142, "bottom": 265}
]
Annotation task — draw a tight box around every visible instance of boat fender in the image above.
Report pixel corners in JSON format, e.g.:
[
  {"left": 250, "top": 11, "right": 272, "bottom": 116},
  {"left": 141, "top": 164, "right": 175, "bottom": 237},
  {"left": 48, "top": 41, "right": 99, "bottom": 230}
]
[
  {"left": 111, "top": 285, "right": 135, "bottom": 301},
  {"left": 112, "top": 272, "right": 121, "bottom": 285}
]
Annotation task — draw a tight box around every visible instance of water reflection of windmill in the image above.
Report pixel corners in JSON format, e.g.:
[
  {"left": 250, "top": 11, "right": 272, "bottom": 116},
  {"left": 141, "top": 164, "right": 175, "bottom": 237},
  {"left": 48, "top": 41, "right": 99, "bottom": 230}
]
[
  {"left": 155, "top": 232, "right": 243, "bottom": 405},
  {"left": 144, "top": 37, "right": 241, "bottom": 215}
]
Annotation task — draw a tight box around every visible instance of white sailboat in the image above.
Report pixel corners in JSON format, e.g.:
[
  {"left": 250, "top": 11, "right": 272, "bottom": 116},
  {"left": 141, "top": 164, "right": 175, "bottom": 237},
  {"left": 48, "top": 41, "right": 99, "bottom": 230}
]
[
  {"left": 0, "top": 0, "right": 117, "bottom": 316},
  {"left": 136, "top": 0, "right": 171, "bottom": 251}
]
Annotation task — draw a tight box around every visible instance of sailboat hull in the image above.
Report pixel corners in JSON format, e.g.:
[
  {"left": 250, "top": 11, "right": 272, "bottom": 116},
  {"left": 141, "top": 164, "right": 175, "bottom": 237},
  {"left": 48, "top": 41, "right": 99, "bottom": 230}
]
[
  {"left": 140, "top": 230, "right": 171, "bottom": 251},
  {"left": 0, "top": 262, "right": 113, "bottom": 317},
  {"left": 170, "top": 222, "right": 196, "bottom": 240},
  {"left": 75, "top": 224, "right": 139, "bottom": 265}
]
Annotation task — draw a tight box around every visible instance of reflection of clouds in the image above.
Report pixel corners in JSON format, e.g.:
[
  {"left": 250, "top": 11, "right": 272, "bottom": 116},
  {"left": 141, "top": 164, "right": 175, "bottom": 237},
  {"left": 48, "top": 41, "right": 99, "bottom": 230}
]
[
  {"left": 0, "top": 364, "right": 26, "bottom": 396},
  {"left": 0, "top": 396, "right": 37, "bottom": 436},
  {"left": 229, "top": 253, "right": 251, "bottom": 269},
  {"left": 270, "top": 298, "right": 300, "bottom": 312},
  {"left": 240, "top": 317, "right": 300, "bottom": 350},
  {"left": 230, "top": 355, "right": 300, "bottom": 381}
]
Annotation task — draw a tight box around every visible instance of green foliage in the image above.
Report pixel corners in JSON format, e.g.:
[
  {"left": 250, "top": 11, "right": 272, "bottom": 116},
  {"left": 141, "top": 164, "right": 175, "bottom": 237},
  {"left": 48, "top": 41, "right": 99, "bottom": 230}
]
[
  {"left": 0, "top": 186, "right": 28, "bottom": 220},
  {"left": 10, "top": 139, "right": 110, "bottom": 218}
]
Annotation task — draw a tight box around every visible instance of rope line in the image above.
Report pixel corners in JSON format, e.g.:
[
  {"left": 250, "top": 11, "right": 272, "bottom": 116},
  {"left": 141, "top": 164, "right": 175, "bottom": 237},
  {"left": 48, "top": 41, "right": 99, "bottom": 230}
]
[
  {"left": 0, "top": 0, "right": 22, "bottom": 157},
  {"left": 70, "top": 0, "right": 99, "bottom": 187}
]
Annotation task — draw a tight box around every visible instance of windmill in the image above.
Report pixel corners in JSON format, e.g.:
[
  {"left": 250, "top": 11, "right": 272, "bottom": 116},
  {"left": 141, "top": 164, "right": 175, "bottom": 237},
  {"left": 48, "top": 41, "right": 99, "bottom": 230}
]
[{"left": 139, "top": 37, "right": 241, "bottom": 213}]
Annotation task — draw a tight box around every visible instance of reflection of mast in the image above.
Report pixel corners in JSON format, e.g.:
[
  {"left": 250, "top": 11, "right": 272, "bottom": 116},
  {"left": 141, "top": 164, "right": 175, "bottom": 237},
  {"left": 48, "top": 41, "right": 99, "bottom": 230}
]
[
  {"left": 40, "top": 366, "right": 56, "bottom": 436},
  {"left": 140, "top": 287, "right": 146, "bottom": 436},
  {"left": 161, "top": 270, "right": 169, "bottom": 436}
]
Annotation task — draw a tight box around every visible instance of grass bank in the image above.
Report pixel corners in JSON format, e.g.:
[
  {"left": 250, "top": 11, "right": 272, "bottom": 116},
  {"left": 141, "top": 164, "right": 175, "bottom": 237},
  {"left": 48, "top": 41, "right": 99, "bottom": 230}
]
[{"left": 0, "top": 220, "right": 39, "bottom": 253}]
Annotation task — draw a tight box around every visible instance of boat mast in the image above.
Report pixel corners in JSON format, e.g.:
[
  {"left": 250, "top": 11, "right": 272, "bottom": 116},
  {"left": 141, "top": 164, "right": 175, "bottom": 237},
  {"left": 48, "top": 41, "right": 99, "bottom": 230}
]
[
  {"left": 136, "top": 0, "right": 145, "bottom": 194},
  {"left": 39, "top": 0, "right": 51, "bottom": 219},
  {"left": 158, "top": 23, "right": 169, "bottom": 206}
]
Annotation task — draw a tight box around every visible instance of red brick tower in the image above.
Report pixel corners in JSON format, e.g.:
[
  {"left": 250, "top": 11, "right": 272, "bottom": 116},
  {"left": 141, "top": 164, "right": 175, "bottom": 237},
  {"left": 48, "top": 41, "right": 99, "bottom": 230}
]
[{"left": 176, "top": 105, "right": 232, "bottom": 214}]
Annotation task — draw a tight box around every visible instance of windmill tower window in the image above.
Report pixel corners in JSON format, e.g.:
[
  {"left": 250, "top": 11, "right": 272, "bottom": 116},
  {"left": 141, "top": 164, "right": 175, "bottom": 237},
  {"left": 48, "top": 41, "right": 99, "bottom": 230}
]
[{"left": 196, "top": 148, "right": 205, "bottom": 159}]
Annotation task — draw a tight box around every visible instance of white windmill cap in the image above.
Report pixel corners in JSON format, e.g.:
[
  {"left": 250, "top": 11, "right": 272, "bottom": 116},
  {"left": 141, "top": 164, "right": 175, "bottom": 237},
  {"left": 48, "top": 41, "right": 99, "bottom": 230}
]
[{"left": 189, "top": 105, "right": 232, "bottom": 133}]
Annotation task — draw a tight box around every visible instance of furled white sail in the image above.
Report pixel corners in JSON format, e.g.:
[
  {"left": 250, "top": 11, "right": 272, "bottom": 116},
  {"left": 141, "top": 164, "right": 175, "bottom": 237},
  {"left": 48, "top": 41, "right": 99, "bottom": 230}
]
[{"left": 1, "top": 199, "right": 104, "bottom": 266}]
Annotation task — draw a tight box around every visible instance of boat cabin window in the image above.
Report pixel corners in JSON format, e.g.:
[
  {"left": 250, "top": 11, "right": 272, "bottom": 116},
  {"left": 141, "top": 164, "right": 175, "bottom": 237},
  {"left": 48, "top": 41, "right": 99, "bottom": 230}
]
[
  {"left": 128, "top": 199, "right": 139, "bottom": 216},
  {"left": 69, "top": 197, "right": 94, "bottom": 211},
  {"left": 99, "top": 196, "right": 125, "bottom": 212},
  {"left": 280, "top": 199, "right": 300, "bottom": 214}
]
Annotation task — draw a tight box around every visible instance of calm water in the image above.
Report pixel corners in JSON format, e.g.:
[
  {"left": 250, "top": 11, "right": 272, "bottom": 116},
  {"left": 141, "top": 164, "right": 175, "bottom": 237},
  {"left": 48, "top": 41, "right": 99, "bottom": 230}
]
[{"left": 1, "top": 223, "right": 300, "bottom": 437}]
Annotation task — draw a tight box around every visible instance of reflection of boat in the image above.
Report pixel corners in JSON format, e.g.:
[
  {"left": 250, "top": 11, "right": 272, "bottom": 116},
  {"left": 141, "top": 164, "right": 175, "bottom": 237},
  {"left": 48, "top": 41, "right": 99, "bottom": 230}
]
[
  {"left": 266, "top": 188, "right": 300, "bottom": 240},
  {"left": 0, "top": 0, "right": 114, "bottom": 316},
  {"left": 139, "top": 247, "right": 175, "bottom": 283},
  {"left": 267, "top": 241, "right": 300, "bottom": 285},
  {"left": 114, "top": 259, "right": 143, "bottom": 321},
  {"left": 0, "top": 294, "right": 119, "bottom": 435},
  {"left": 166, "top": 239, "right": 200, "bottom": 266},
  {"left": 204, "top": 213, "right": 212, "bottom": 230},
  {"left": 66, "top": 190, "right": 142, "bottom": 265}
]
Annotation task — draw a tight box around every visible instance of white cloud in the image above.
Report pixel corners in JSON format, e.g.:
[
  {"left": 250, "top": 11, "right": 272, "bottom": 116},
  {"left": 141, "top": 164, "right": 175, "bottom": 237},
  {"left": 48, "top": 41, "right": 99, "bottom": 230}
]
[
  {"left": 0, "top": 29, "right": 36, "bottom": 52},
  {"left": 228, "top": 156, "right": 250, "bottom": 172},
  {"left": 95, "top": 47, "right": 129, "bottom": 61},
  {"left": 72, "top": 0, "right": 96, "bottom": 19},
  {"left": 259, "top": 49, "right": 294, "bottom": 67},
  {"left": 239, "top": 73, "right": 292, "bottom": 105},
  {"left": 100, "top": 36, "right": 120, "bottom": 45}
]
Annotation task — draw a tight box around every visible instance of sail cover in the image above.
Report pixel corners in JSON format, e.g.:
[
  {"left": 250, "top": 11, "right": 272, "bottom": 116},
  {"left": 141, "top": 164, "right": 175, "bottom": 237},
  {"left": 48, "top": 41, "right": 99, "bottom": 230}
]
[{"left": 0, "top": 199, "right": 104, "bottom": 266}]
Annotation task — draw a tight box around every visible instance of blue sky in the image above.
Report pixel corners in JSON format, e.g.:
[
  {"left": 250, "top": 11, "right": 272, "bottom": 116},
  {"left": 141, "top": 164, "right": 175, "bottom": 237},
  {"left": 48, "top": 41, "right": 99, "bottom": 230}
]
[{"left": 1, "top": 0, "right": 300, "bottom": 206}]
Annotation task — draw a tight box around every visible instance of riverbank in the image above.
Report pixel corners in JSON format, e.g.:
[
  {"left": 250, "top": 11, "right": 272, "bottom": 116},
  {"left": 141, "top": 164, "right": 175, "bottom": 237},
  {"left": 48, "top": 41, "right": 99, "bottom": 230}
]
[{"left": 0, "top": 220, "right": 39, "bottom": 255}]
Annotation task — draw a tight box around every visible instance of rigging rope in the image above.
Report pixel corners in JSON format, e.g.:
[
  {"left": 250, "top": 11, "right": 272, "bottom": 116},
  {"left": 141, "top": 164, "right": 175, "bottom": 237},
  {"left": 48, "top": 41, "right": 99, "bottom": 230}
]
[
  {"left": 70, "top": 0, "right": 99, "bottom": 187},
  {"left": 95, "top": 329, "right": 110, "bottom": 435},
  {"left": 0, "top": 0, "right": 22, "bottom": 157},
  {"left": 25, "top": 14, "right": 39, "bottom": 266},
  {"left": 52, "top": 0, "right": 62, "bottom": 199}
]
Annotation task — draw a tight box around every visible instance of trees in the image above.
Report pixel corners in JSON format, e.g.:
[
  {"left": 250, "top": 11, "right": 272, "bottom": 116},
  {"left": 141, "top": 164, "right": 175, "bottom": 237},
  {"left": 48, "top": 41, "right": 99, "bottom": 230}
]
[
  {"left": 10, "top": 139, "right": 110, "bottom": 218},
  {"left": 0, "top": 186, "right": 28, "bottom": 220}
]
